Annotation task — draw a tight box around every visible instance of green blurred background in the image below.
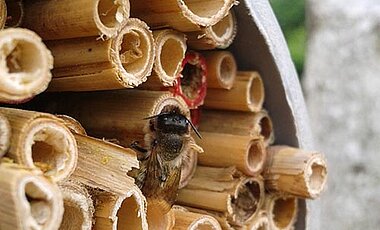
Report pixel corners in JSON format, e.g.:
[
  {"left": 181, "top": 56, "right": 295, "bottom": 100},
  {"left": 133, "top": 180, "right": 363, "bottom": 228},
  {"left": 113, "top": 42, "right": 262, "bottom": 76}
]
[{"left": 270, "top": 0, "right": 305, "bottom": 76}]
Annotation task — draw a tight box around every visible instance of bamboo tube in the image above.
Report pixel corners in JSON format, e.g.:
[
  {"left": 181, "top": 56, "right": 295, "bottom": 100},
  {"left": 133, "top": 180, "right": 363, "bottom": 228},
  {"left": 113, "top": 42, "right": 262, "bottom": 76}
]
[
  {"left": 70, "top": 133, "right": 139, "bottom": 196},
  {"left": 264, "top": 146, "right": 328, "bottom": 199},
  {"left": 0, "top": 164, "right": 64, "bottom": 230},
  {"left": 204, "top": 71, "right": 265, "bottom": 112},
  {"left": 153, "top": 29, "right": 187, "bottom": 86},
  {"left": 0, "top": 107, "right": 78, "bottom": 182},
  {"left": 203, "top": 51, "right": 237, "bottom": 89},
  {"left": 0, "top": 112, "right": 11, "bottom": 158},
  {"left": 59, "top": 181, "right": 94, "bottom": 230},
  {"left": 179, "top": 145, "right": 200, "bottom": 189},
  {"left": 198, "top": 132, "right": 266, "bottom": 176},
  {"left": 146, "top": 203, "right": 175, "bottom": 230},
  {"left": 22, "top": 0, "right": 130, "bottom": 40},
  {"left": 5, "top": 0, "right": 23, "bottom": 28},
  {"left": 177, "top": 166, "right": 265, "bottom": 226},
  {"left": 173, "top": 205, "right": 222, "bottom": 230},
  {"left": 130, "top": 0, "right": 235, "bottom": 32},
  {"left": 264, "top": 195, "right": 297, "bottom": 230},
  {"left": 92, "top": 188, "right": 148, "bottom": 230},
  {"left": 173, "top": 51, "right": 207, "bottom": 109},
  {"left": 47, "top": 18, "right": 155, "bottom": 91},
  {"left": 186, "top": 11, "right": 237, "bottom": 50},
  {"left": 51, "top": 90, "right": 190, "bottom": 147},
  {"left": 200, "top": 109, "right": 274, "bottom": 146},
  {"left": 244, "top": 211, "right": 269, "bottom": 230},
  {"left": 183, "top": 207, "right": 235, "bottom": 230},
  {"left": 56, "top": 115, "right": 87, "bottom": 135},
  {"left": 0, "top": 0, "right": 6, "bottom": 29},
  {"left": 0, "top": 28, "right": 53, "bottom": 103}
]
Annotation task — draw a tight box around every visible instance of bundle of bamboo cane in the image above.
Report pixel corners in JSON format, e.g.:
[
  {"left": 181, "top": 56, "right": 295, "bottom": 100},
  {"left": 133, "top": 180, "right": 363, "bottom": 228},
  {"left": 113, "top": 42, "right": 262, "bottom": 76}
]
[{"left": 0, "top": 28, "right": 53, "bottom": 103}]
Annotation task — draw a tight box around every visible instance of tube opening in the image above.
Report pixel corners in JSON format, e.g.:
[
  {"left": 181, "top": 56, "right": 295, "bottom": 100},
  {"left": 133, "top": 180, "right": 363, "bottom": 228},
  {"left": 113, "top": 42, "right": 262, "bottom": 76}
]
[
  {"left": 24, "top": 181, "right": 51, "bottom": 225},
  {"left": 181, "top": 62, "right": 203, "bottom": 100},
  {"left": 272, "top": 197, "right": 296, "bottom": 229},
  {"left": 160, "top": 38, "right": 184, "bottom": 78},
  {"left": 194, "top": 224, "right": 215, "bottom": 230},
  {"left": 60, "top": 202, "right": 85, "bottom": 230},
  {"left": 231, "top": 180, "right": 261, "bottom": 223},
  {"left": 182, "top": 0, "right": 225, "bottom": 18},
  {"left": 119, "top": 29, "right": 148, "bottom": 75},
  {"left": 259, "top": 116, "right": 273, "bottom": 141},
  {"left": 116, "top": 196, "right": 143, "bottom": 230},
  {"left": 249, "top": 76, "right": 264, "bottom": 107},
  {"left": 3, "top": 40, "right": 42, "bottom": 76},
  {"left": 211, "top": 13, "right": 231, "bottom": 37},
  {"left": 219, "top": 54, "right": 235, "bottom": 83},
  {"left": 247, "top": 141, "right": 264, "bottom": 173},
  {"left": 97, "top": 0, "right": 122, "bottom": 29},
  {"left": 5, "top": 0, "right": 23, "bottom": 27},
  {"left": 309, "top": 163, "right": 327, "bottom": 191}
]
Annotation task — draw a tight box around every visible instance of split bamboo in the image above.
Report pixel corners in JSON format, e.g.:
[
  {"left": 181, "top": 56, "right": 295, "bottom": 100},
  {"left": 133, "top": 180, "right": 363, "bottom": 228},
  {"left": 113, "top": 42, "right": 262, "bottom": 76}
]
[
  {"left": 47, "top": 18, "right": 155, "bottom": 91},
  {"left": 146, "top": 203, "right": 175, "bottom": 230},
  {"left": 70, "top": 133, "right": 139, "bottom": 196},
  {"left": 5, "top": 0, "right": 23, "bottom": 28},
  {"left": 174, "top": 51, "right": 208, "bottom": 109},
  {"left": 22, "top": 0, "right": 130, "bottom": 40},
  {"left": 200, "top": 109, "right": 274, "bottom": 146},
  {"left": 264, "top": 195, "right": 298, "bottom": 230},
  {"left": 177, "top": 166, "right": 265, "bottom": 226},
  {"left": 129, "top": 0, "right": 235, "bottom": 32},
  {"left": 172, "top": 205, "right": 222, "bottom": 230},
  {"left": 51, "top": 90, "right": 190, "bottom": 147},
  {"left": 204, "top": 71, "right": 265, "bottom": 112},
  {"left": 92, "top": 188, "right": 148, "bottom": 230},
  {"left": 0, "top": 164, "right": 64, "bottom": 230},
  {"left": 264, "top": 146, "right": 328, "bottom": 199},
  {"left": 197, "top": 132, "right": 266, "bottom": 176},
  {"left": 203, "top": 51, "right": 237, "bottom": 89},
  {"left": 0, "top": 107, "right": 78, "bottom": 182},
  {"left": 58, "top": 181, "right": 94, "bottom": 230},
  {"left": 0, "top": 28, "right": 53, "bottom": 103},
  {"left": 56, "top": 115, "right": 87, "bottom": 135},
  {"left": 179, "top": 144, "right": 201, "bottom": 189},
  {"left": 0, "top": 0, "right": 6, "bottom": 29},
  {"left": 0, "top": 112, "right": 11, "bottom": 158},
  {"left": 186, "top": 11, "right": 237, "bottom": 50}
]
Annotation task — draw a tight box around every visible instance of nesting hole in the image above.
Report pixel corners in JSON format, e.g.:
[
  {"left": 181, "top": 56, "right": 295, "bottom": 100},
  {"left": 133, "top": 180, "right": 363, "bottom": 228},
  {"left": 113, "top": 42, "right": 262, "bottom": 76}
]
[
  {"left": 272, "top": 197, "right": 296, "bottom": 229},
  {"left": 309, "top": 163, "right": 327, "bottom": 191},
  {"left": 59, "top": 202, "right": 85, "bottom": 230},
  {"left": 160, "top": 38, "right": 184, "bottom": 78},
  {"left": 5, "top": 0, "right": 23, "bottom": 27},
  {"left": 249, "top": 76, "right": 264, "bottom": 106},
  {"left": 248, "top": 141, "right": 264, "bottom": 172},
  {"left": 119, "top": 30, "right": 148, "bottom": 75},
  {"left": 195, "top": 223, "right": 215, "bottom": 230},
  {"left": 259, "top": 116, "right": 273, "bottom": 141},
  {"left": 25, "top": 181, "right": 50, "bottom": 225},
  {"left": 219, "top": 55, "right": 235, "bottom": 82},
  {"left": 117, "top": 196, "right": 143, "bottom": 230},
  {"left": 211, "top": 13, "right": 231, "bottom": 37},
  {"left": 181, "top": 62, "right": 203, "bottom": 100},
  {"left": 97, "top": 0, "right": 121, "bottom": 28},
  {"left": 182, "top": 0, "right": 225, "bottom": 18},
  {"left": 231, "top": 181, "right": 261, "bottom": 223}
]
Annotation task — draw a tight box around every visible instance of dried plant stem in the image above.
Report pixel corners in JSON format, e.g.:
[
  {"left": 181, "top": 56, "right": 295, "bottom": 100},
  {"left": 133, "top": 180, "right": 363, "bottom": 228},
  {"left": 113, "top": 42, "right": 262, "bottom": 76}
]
[
  {"left": 264, "top": 146, "right": 328, "bottom": 199},
  {"left": 47, "top": 18, "right": 155, "bottom": 91},
  {"left": 146, "top": 203, "right": 175, "bottom": 230},
  {"left": 0, "top": 112, "right": 11, "bottom": 158},
  {"left": 56, "top": 115, "right": 87, "bottom": 135},
  {"left": 177, "top": 166, "right": 265, "bottom": 226},
  {"left": 264, "top": 195, "right": 298, "bottom": 230},
  {"left": 0, "top": 107, "right": 78, "bottom": 182},
  {"left": 130, "top": 0, "right": 235, "bottom": 32},
  {"left": 204, "top": 71, "right": 264, "bottom": 112},
  {"left": 70, "top": 133, "right": 138, "bottom": 196},
  {"left": 198, "top": 132, "right": 266, "bottom": 176},
  {"left": 92, "top": 188, "right": 148, "bottom": 230},
  {"left": 172, "top": 205, "right": 222, "bottom": 230},
  {"left": 0, "top": 164, "right": 63, "bottom": 230},
  {"left": 186, "top": 11, "right": 237, "bottom": 50},
  {"left": 0, "top": 28, "right": 53, "bottom": 103},
  {"left": 0, "top": 0, "right": 6, "bottom": 29},
  {"left": 58, "top": 181, "right": 94, "bottom": 230},
  {"left": 200, "top": 109, "right": 274, "bottom": 146},
  {"left": 203, "top": 51, "right": 237, "bottom": 89},
  {"left": 22, "top": 0, "right": 130, "bottom": 40}
]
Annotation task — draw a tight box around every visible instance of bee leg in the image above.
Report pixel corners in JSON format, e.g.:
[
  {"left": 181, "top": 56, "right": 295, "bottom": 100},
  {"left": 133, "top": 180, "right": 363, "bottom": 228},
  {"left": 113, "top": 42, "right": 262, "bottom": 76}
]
[{"left": 130, "top": 141, "right": 149, "bottom": 160}]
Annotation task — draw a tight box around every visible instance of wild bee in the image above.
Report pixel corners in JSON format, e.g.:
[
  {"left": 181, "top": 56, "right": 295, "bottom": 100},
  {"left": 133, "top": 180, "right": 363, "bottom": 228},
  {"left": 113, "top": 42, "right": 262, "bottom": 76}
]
[{"left": 128, "top": 106, "right": 201, "bottom": 213}]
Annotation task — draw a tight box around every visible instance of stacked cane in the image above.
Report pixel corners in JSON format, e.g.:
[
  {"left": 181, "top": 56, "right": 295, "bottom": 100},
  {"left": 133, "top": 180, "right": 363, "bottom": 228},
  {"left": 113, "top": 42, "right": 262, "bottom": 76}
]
[{"left": 0, "top": 0, "right": 327, "bottom": 229}]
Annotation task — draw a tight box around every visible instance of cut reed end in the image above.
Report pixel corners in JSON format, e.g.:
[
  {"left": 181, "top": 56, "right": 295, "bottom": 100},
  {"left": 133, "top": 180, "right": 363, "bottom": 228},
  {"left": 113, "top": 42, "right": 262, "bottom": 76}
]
[
  {"left": 205, "top": 51, "right": 237, "bottom": 89},
  {"left": 243, "top": 72, "right": 265, "bottom": 112},
  {"left": 0, "top": 28, "right": 53, "bottom": 103},
  {"left": 56, "top": 115, "right": 87, "bottom": 135},
  {"left": 178, "top": 0, "right": 235, "bottom": 28},
  {"left": 173, "top": 206, "right": 222, "bottom": 230},
  {"left": 95, "top": 0, "right": 130, "bottom": 38},
  {"left": 5, "top": 0, "right": 23, "bottom": 27},
  {"left": 25, "top": 118, "right": 77, "bottom": 182},
  {"left": 246, "top": 139, "right": 266, "bottom": 175},
  {"left": 116, "top": 190, "right": 148, "bottom": 230},
  {"left": 59, "top": 182, "right": 94, "bottom": 230},
  {"left": 174, "top": 51, "right": 207, "bottom": 109},
  {"left": 255, "top": 111, "right": 274, "bottom": 146},
  {"left": 229, "top": 178, "right": 264, "bottom": 225},
  {"left": 153, "top": 29, "right": 187, "bottom": 86},
  {"left": 112, "top": 18, "right": 155, "bottom": 88},
  {"left": 305, "top": 155, "right": 328, "bottom": 199},
  {"left": 266, "top": 196, "right": 297, "bottom": 230},
  {"left": 0, "top": 113, "right": 11, "bottom": 157},
  {"left": 147, "top": 203, "right": 175, "bottom": 230}
]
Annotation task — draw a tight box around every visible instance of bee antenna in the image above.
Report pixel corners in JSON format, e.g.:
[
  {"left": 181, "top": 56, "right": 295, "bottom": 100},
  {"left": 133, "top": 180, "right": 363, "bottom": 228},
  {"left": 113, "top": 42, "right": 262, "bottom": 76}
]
[
  {"left": 143, "top": 113, "right": 170, "bottom": 120},
  {"left": 186, "top": 117, "right": 202, "bottom": 139}
]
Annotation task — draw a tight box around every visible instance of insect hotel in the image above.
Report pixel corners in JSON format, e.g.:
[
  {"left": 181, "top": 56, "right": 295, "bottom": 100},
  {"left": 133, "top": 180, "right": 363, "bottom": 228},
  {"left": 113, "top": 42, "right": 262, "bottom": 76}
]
[{"left": 0, "top": 0, "right": 327, "bottom": 229}]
